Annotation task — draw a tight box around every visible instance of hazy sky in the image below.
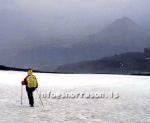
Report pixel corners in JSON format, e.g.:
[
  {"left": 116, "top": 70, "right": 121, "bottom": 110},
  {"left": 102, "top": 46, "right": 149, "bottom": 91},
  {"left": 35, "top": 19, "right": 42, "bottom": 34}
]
[{"left": 0, "top": 0, "right": 150, "bottom": 49}]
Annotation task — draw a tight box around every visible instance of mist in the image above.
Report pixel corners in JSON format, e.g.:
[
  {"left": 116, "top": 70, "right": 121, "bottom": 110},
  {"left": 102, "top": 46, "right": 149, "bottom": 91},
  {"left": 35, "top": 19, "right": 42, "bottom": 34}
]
[{"left": 0, "top": 0, "right": 150, "bottom": 49}]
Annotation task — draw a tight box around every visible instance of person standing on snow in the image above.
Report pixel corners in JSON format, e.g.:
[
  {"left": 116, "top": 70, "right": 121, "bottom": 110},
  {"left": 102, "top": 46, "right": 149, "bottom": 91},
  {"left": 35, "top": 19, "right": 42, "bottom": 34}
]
[{"left": 21, "top": 68, "right": 38, "bottom": 107}]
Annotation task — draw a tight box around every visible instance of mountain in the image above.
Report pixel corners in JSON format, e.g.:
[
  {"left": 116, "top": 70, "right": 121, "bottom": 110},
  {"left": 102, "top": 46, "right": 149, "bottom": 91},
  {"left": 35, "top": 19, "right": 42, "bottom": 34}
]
[
  {"left": 72, "top": 17, "right": 150, "bottom": 54},
  {"left": 1, "top": 17, "right": 150, "bottom": 71},
  {"left": 55, "top": 50, "right": 150, "bottom": 74},
  {"left": 98, "top": 17, "right": 142, "bottom": 39}
]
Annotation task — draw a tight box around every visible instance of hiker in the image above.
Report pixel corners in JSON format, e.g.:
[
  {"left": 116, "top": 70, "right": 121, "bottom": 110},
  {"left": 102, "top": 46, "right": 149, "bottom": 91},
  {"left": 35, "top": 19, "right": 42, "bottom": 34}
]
[{"left": 21, "top": 68, "right": 38, "bottom": 107}]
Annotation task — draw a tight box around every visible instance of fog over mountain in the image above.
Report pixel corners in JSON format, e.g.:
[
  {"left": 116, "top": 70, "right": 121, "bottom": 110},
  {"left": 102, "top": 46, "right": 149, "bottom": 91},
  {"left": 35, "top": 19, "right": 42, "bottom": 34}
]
[
  {"left": 0, "top": 17, "right": 150, "bottom": 71},
  {"left": 0, "top": 0, "right": 150, "bottom": 48},
  {"left": 0, "top": 0, "right": 150, "bottom": 71}
]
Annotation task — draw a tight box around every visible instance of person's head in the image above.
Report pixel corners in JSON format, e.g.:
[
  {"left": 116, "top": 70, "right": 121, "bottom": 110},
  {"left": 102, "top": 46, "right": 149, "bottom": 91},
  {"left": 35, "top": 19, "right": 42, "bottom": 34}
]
[{"left": 27, "top": 68, "right": 33, "bottom": 76}]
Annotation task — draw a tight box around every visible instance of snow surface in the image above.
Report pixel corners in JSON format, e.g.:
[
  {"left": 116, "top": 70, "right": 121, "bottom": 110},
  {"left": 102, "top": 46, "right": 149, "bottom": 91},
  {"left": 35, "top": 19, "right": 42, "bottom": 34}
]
[{"left": 0, "top": 70, "right": 150, "bottom": 123}]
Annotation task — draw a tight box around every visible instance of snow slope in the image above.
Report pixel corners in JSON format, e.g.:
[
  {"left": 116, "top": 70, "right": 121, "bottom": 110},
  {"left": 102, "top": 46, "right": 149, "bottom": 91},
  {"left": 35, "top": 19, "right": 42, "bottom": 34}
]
[{"left": 0, "top": 70, "right": 150, "bottom": 123}]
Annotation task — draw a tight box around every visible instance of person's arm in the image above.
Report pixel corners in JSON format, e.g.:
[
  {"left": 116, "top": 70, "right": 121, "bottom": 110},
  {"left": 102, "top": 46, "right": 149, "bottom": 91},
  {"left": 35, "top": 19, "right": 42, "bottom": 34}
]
[{"left": 21, "top": 76, "right": 28, "bottom": 85}]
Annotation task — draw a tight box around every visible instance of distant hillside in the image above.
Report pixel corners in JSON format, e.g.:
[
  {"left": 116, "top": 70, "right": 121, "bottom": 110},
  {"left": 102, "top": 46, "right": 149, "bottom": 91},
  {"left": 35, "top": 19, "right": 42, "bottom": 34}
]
[
  {"left": 1, "top": 17, "right": 150, "bottom": 71},
  {"left": 0, "top": 65, "right": 28, "bottom": 71},
  {"left": 55, "top": 51, "right": 150, "bottom": 74},
  {"left": 0, "top": 65, "right": 49, "bottom": 73}
]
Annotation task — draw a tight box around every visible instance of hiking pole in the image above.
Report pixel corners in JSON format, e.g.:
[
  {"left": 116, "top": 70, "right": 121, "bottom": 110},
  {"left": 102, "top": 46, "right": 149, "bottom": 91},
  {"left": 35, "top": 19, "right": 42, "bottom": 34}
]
[
  {"left": 36, "top": 89, "right": 44, "bottom": 107},
  {"left": 21, "top": 84, "right": 23, "bottom": 105}
]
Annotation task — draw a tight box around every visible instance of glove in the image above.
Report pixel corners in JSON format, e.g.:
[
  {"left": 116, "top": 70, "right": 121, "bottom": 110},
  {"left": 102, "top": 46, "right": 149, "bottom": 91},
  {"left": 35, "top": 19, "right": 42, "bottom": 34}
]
[{"left": 21, "top": 81, "right": 26, "bottom": 85}]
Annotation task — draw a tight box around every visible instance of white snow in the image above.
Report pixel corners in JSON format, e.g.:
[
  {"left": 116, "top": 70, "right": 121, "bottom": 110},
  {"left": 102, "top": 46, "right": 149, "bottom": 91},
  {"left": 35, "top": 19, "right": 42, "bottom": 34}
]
[{"left": 0, "top": 70, "right": 150, "bottom": 123}]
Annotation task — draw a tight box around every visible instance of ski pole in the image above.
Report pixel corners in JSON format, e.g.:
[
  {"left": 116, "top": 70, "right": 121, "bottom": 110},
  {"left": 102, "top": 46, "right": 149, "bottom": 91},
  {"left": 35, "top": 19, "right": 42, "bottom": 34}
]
[
  {"left": 36, "top": 89, "right": 44, "bottom": 107},
  {"left": 21, "top": 84, "right": 23, "bottom": 105}
]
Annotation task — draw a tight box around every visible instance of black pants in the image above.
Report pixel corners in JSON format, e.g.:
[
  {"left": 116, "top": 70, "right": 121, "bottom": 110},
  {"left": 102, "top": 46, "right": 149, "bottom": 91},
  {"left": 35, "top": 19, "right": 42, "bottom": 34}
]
[{"left": 26, "top": 87, "right": 36, "bottom": 106}]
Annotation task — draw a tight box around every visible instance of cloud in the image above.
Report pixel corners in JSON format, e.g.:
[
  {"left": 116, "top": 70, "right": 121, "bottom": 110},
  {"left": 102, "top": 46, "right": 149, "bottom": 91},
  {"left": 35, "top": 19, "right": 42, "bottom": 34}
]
[{"left": 0, "top": 0, "right": 150, "bottom": 49}]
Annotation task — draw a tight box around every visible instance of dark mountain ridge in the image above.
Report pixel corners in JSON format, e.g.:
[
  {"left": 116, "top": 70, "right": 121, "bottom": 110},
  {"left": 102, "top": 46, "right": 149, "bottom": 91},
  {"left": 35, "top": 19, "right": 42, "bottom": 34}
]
[{"left": 55, "top": 49, "right": 150, "bottom": 74}]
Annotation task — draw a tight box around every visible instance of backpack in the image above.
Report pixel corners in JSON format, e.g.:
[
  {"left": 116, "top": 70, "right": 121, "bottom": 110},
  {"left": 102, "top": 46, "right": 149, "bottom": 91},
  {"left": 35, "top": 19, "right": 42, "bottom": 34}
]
[{"left": 26, "top": 75, "right": 38, "bottom": 88}]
